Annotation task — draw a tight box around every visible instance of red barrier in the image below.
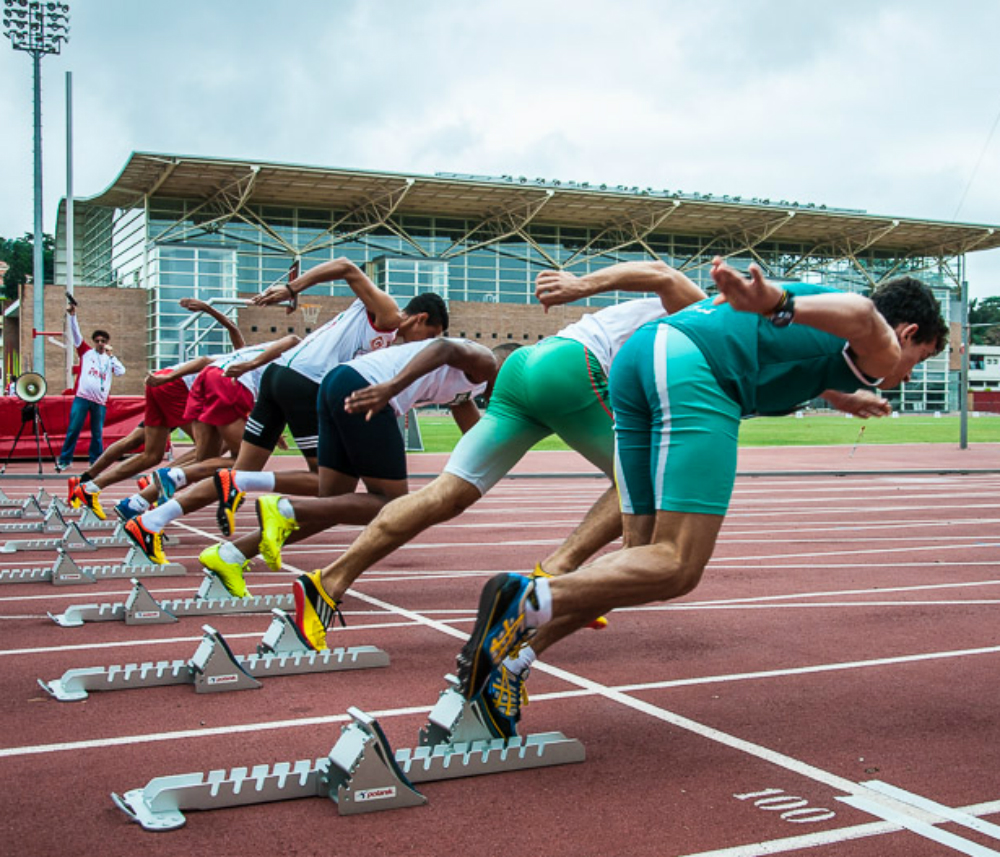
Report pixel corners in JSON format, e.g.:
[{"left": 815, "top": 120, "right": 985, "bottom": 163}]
[{"left": 0, "top": 396, "right": 145, "bottom": 460}]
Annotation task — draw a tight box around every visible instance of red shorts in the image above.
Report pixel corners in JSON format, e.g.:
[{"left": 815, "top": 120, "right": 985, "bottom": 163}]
[
  {"left": 145, "top": 372, "right": 191, "bottom": 428},
  {"left": 182, "top": 367, "right": 254, "bottom": 427}
]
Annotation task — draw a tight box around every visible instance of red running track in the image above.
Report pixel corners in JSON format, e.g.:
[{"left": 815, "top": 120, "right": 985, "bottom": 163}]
[{"left": 0, "top": 444, "right": 998, "bottom": 856}]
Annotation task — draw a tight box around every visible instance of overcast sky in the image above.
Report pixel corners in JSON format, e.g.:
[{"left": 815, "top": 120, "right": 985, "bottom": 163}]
[{"left": 2, "top": 0, "right": 1000, "bottom": 297}]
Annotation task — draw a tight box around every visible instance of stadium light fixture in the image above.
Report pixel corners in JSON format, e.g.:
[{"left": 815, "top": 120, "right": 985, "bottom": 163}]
[{"left": 4, "top": 0, "right": 70, "bottom": 376}]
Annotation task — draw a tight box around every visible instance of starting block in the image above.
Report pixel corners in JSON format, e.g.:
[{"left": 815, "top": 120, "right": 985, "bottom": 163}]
[
  {"left": 0, "top": 520, "right": 139, "bottom": 554},
  {"left": 0, "top": 547, "right": 186, "bottom": 586},
  {"left": 0, "top": 506, "right": 70, "bottom": 535},
  {"left": 0, "top": 496, "right": 46, "bottom": 520},
  {"left": 111, "top": 676, "right": 585, "bottom": 829},
  {"left": 39, "top": 612, "right": 389, "bottom": 702},
  {"left": 48, "top": 572, "right": 294, "bottom": 627}
]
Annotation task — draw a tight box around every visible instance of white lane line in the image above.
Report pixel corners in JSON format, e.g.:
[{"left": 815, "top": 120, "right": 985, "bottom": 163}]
[
  {"left": 611, "top": 645, "right": 1000, "bottom": 693},
  {"left": 5, "top": 504, "right": 992, "bottom": 853},
  {"left": 675, "top": 798, "right": 1000, "bottom": 856},
  {"left": 863, "top": 780, "right": 1000, "bottom": 840},
  {"left": 678, "top": 578, "right": 1000, "bottom": 606},
  {"left": 838, "top": 795, "right": 1000, "bottom": 856}
]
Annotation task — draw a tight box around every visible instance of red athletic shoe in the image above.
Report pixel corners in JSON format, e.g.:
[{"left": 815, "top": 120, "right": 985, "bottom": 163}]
[
  {"left": 213, "top": 469, "right": 245, "bottom": 537},
  {"left": 67, "top": 476, "right": 81, "bottom": 509}
]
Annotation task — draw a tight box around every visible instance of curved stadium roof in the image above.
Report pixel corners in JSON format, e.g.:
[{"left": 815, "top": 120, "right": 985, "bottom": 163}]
[{"left": 84, "top": 152, "right": 1000, "bottom": 259}]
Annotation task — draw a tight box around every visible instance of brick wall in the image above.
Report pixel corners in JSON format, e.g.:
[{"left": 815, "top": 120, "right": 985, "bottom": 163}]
[
  {"left": 17, "top": 285, "right": 607, "bottom": 396},
  {"left": 21, "top": 284, "right": 148, "bottom": 395}
]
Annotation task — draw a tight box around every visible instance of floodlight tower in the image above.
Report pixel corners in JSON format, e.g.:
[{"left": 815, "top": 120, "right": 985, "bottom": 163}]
[{"left": 3, "top": 0, "right": 70, "bottom": 376}]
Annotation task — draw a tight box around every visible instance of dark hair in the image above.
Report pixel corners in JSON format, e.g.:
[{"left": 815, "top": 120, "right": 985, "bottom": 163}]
[
  {"left": 870, "top": 276, "right": 948, "bottom": 353},
  {"left": 92, "top": 330, "right": 111, "bottom": 341},
  {"left": 404, "top": 292, "right": 449, "bottom": 332}
]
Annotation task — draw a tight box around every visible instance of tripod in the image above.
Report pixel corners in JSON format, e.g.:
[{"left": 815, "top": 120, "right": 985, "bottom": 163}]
[{"left": 0, "top": 402, "right": 59, "bottom": 475}]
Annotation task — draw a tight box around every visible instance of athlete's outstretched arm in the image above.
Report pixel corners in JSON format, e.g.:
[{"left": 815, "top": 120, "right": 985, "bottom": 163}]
[
  {"left": 710, "top": 257, "right": 900, "bottom": 379},
  {"left": 180, "top": 297, "right": 246, "bottom": 349},
  {"left": 535, "top": 261, "right": 706, "bottom": 314},
  {"left": 253, "top": 257, "right": 404, "bottom": 329},
  {"left": 223, "top": 335, "right": 301, "bottom": 379},
  {"left": 343, "top": 340, "right": 497, "bottom": 420}
]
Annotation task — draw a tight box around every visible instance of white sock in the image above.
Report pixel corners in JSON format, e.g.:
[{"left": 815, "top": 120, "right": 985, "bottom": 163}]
[
  {"left": 234, "top": 470, "right": 275, "bottom": 493},
  {"left": 524, "top": 578, "right": 552, "bottom": 627},
  {"left": 168, "top": 467, "right": 187, "bottom": 488},
  {"left": 503, "top": 644, "right": 536, "bottom": 675},
  {"left": 127, "top": 495, "right": 150, "bottom": 512},
  {"left": 219, "top": 542, "right": 247, "bottom": 565},
  {"left": 140, "top": 499, "right": 184, "bottom": 532},
  {"left": 278, "top": 497, "right": 295, "bottom": 518}
]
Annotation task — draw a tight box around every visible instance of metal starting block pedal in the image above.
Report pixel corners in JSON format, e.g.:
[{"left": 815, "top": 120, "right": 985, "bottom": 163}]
[
  {"left": 111, "top": 676, "right": 584, "bottom": 829},
  {"left": 48, "top": 572, "right": 295, "bottom": 626},
  {"left": 0, "top": 547, "right": 187, "bottom": 586},
  {"left": 0, "top": 520, "right": 141, "bottom": 553},
  {"left": 39, "top": 616, "right": 389, "bottom": 702}
]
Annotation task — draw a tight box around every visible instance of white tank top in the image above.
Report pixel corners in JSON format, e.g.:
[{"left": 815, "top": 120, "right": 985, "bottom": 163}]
[
  {"left": 277, "top": 299, "right": 397, "bottom": 383},
  {"left": 348, "top": 338, "right": 488, "bottom": 416},
  {"left": 556, "top": 297, "right": 668, "bottom": 375}
]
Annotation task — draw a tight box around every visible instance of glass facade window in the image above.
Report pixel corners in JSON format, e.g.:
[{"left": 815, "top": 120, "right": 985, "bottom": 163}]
[
  {"left": 149, "top": 245, "right": 237, "bottom": 366},
  {"left": 62, "top": 182, "right": 967, "bottom": 409}
]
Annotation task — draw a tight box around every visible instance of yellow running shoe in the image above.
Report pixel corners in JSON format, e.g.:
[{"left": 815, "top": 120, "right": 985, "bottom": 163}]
[
  {"left": 124, "top": 518, "right": 166, "bottom": 565},
  {"left": 72, "top": 483, "right": 106, "bottom": 520},
  {"left": 256, "top": 494, "right": 299, "bottom": 571},
  {"left": 198, "top": 543, "right": 250, "bottom": 598},
  {"left": 292, "top": 570, "right": 343, "bottom": 651},
  {"left": 531, "top": 562, "right": 608, "bottom": 629}
]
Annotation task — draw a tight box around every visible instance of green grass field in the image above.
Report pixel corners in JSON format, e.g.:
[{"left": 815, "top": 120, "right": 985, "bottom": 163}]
[{"left": 410, "top": 413, "right": 1000, "bottom": 454}]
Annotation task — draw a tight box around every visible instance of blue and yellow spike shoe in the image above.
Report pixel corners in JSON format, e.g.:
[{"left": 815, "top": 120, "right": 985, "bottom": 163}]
[
  {"left": 456, "top": 573, "right": 540, "bottom": 701},
  {"left": 256, "top": 495, "right": 299, "bottom": 571},
  {"left": 474, "top": 662, "right": 529, "bottom": 740},
  {"left": 292, "top": 570, "right": 344, "bottom": 651},
  {"left": 198, "top": 543, "right": 250, "bottom": 598},
  {"left": 532, "top": 563, "right": 607, "bottom": 629}
]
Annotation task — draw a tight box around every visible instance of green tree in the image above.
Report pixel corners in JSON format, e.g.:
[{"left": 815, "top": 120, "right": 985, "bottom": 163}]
[
  {"left": 968, "top": 297, "right": 1000, "bottom": 344},
  {"left": 0, "top": 233, "right": 55, "bottom": 300}
]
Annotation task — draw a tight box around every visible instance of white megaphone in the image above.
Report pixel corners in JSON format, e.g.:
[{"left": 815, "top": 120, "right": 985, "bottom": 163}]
[{"left": 14, "top": 372, "right": 46, "bottom": 404}]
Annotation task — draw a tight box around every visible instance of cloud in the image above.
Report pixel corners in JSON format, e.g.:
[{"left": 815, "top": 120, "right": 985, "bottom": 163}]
[{"left": 2, "top": 0, "right": 999, "bottom": 295}]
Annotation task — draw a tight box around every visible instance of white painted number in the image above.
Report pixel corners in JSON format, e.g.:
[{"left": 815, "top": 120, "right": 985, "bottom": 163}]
[{"left": 734, "top": 788, "right": 837, "bottom": 824}]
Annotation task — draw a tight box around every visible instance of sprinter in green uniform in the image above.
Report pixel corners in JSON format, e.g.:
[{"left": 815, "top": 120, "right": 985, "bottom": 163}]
[{"left": 456, "top": 256, "right": 949, "bottom": 734}]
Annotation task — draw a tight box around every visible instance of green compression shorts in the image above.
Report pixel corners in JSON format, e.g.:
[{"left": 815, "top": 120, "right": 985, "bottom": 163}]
[
  {"left": 610, "top": 323, "right": 742, "bottom": 517},
  {"left": 445, "top": 336, "right": 615, "bottom": 494}
]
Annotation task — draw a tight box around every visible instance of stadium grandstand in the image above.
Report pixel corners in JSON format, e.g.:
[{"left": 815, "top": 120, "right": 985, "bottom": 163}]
[{"left": 14, "top": 152, "right": 1000, "bottom": 409}]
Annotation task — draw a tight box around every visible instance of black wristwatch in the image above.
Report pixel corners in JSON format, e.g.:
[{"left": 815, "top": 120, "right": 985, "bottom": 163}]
[{"left": 769, "top": 290, "right": 795, "bottom": 327}]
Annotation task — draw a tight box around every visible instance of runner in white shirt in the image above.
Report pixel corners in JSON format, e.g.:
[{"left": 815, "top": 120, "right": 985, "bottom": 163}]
[
  {"left": 133, "top": 259, "right": 448, "bottom": 529},
  {"left": 197, "top": 336, "right": 497, "bottom": 598},
  {"left": 56, "top": 305, "right": 127, "bottom": 471},
  {"left": 123, "top": 256, "right": 449, "bottom": 565}
]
